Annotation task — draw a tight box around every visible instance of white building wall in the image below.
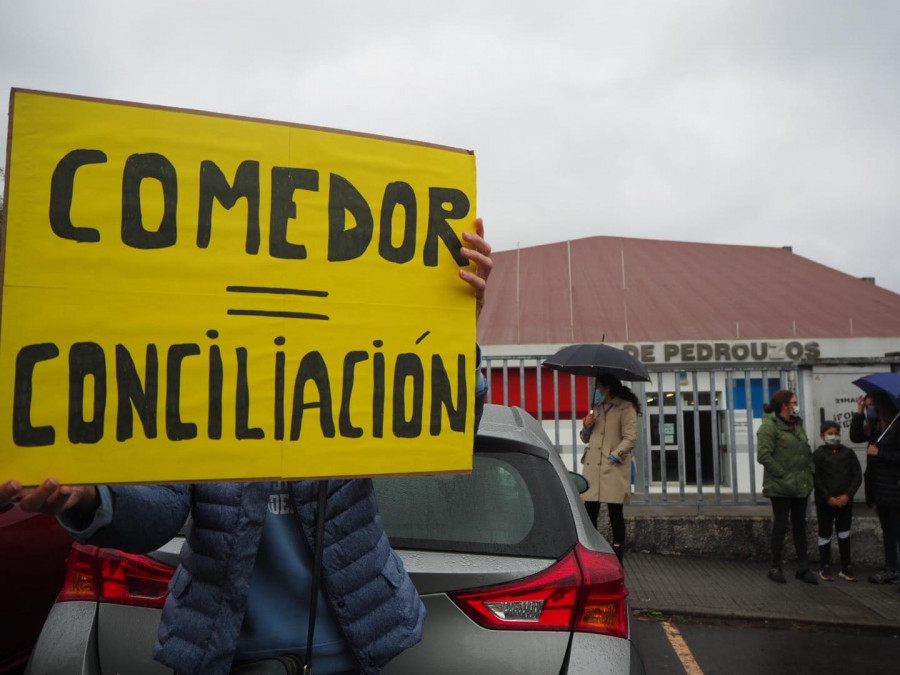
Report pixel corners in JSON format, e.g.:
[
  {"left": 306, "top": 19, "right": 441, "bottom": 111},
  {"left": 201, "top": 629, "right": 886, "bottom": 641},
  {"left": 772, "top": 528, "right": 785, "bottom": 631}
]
[{"left": 484, "top": 336, "right": 899, "bottom": 502}]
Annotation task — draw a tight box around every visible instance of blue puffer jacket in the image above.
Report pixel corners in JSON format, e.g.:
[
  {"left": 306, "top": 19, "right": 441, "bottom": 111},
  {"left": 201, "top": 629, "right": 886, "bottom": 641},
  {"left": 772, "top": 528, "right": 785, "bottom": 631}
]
[
  {"left": 81, "top": 479, "right": 423, "bottom": 674},
  {"left": 75, "top": 358, "right": 487, "bottom": 674}
]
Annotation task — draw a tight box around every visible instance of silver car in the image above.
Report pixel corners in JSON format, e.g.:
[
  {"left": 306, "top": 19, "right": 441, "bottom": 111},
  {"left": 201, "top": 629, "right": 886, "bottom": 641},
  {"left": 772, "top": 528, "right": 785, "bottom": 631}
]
[{"left": 27, "top": 404, "right": 638, "bottom": 674}]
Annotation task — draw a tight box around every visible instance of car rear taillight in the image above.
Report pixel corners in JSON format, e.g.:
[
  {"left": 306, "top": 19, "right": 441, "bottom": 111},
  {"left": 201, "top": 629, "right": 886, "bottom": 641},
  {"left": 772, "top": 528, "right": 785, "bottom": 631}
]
[
  {"left": 57, "top": 543, "right": 175, "bottom": 609},
  {"left": 450, "top": 544, "right": 628, "bottom": 639},
  {"left": 573, "top": 544, "right": 629, "bottom": 637}
]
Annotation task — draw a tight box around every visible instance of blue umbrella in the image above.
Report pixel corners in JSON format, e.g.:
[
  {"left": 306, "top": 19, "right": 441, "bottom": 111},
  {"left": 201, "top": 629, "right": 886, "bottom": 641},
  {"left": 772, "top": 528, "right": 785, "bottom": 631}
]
[{"left": 852, "top": 372, "right": 900, "bottom": 406}]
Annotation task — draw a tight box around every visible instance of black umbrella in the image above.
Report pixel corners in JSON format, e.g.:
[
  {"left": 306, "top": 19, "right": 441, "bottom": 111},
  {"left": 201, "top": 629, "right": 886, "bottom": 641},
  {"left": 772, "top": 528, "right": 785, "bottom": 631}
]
[{"left": 542, "top": 343, "right": 651, "bottom": 382}]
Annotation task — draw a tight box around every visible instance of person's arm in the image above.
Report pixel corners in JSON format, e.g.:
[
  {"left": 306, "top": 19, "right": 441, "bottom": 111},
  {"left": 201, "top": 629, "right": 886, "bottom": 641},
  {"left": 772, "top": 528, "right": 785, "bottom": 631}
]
[
  {"left": 58, "top": 485, "right": 114, "bottom": 537},
  {"left": 849, "top": 397, "right": 868, "bottom": 443},
  {"left": 847, "top": 450, "right": 863, "bottom": 499},
  {"left": 848, "top": 413, "right": 868, "bottom": 444},
  {"left": 756, "top": 422, "right": 783, "bottom": 477},
  {"left": 812, "top": 448, "right": 828, "bottom": 497},
  {"left": 79, "top": 484, "right": 192, "bottom": 553},
  {"left": 580, "top": 410, "right": 596, "bottom": 443},
  {"left": 612, "top": 404, "right": 638, "bottom": 462},
  {"left": 0, "top": 478, "right": 191, "bottom": 554}
]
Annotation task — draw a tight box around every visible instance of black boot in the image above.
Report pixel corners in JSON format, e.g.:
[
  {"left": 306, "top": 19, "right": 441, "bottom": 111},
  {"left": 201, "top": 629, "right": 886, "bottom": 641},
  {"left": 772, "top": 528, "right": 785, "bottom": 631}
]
[
  {"left": 837, "top": 537, "right": 856, "bottom": 581},
  {"left": 837, "top": 537, "right": 851, "bottom": 569},
  {"left": 818, "top": 543, "right": 832, "bottom": 580},
  {"left": 612, "top": 542, "right": 624, "bottom": 564}
]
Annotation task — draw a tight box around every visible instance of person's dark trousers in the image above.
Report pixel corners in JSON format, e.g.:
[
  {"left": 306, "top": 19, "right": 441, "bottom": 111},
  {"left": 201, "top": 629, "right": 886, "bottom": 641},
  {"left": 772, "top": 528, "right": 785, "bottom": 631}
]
[
  {"left": 816, "top": 502, "right": 834, "bottom": 568},
  {"left": 838, "top": 536, "right": 852, "bottom": 570},
  {"left": 585, "top": 500, "right": 601, "bottom": 529},
  {"left": 876, "top": 505, "right": 900, "bottom": 572},
  {"left": 608, "top": 503, "right": 625, "bottom": 562},
  {"left": 816, "top": 502, "right": 853, "bottom": 568},
  {"left": 770, "top": 496, "right": 809, "bottom": 568},
  {"left": 584, "top": 501, "right": 626, "bottom": 561}
]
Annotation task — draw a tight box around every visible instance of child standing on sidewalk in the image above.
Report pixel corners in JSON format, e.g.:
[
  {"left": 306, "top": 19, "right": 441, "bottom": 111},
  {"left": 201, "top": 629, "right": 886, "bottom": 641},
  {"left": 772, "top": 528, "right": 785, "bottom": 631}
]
[{"left": 813, "top": 420, "right": 862, "bottom": 581}]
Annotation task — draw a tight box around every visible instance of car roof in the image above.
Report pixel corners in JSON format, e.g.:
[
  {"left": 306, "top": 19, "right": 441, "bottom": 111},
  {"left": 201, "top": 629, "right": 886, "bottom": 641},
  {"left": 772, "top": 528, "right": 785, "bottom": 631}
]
[{"left": 476, "top": 404, "right": 555, "bottom": 460}]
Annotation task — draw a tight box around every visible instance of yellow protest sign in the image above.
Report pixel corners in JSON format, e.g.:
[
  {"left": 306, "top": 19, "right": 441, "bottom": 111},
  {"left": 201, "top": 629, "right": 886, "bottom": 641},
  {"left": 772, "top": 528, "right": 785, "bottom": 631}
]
[{"left": 0, "top": 89, "right": 478, "bottom": 486}]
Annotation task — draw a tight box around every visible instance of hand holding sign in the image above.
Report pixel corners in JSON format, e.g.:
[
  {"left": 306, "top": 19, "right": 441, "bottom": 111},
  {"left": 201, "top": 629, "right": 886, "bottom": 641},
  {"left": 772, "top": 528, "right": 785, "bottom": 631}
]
[
  {"left": 459, "top": 218, "right": 492, "bottom": 320},
  {"left": 0, "top": 478, "right": 98, "bottom": 517}
]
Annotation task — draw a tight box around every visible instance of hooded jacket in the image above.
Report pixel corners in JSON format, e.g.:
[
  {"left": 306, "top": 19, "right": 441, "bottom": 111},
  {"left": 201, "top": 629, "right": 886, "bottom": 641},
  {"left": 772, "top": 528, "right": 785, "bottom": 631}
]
[{"left": 756, "top": 411, "right": 814, "bottom": 499}]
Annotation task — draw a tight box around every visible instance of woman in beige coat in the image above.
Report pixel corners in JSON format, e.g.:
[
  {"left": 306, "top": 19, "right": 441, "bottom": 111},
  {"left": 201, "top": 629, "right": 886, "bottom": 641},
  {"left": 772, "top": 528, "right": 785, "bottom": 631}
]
[{"left": 580, "top": 373, "right": 641, "bottom": 562}]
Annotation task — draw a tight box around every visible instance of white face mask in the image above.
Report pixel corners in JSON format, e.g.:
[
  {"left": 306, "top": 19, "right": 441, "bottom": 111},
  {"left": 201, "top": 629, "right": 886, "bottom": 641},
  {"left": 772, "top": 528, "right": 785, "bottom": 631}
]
[
  {"left": 824, "top": 435, "right": 840, "bottom": 446},
  {"left": 791, "top": 405, "right": 800, "bottom": 417}
]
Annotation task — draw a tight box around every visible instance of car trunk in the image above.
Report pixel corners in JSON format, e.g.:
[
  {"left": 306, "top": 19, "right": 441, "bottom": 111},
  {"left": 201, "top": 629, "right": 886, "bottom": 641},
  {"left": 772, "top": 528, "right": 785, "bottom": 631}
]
[
  {"left": 384, "top": 550, "right": 571, "bottom": 674},
  {"left": 373, "top": 442, "right": 600, "bottom": 674}
]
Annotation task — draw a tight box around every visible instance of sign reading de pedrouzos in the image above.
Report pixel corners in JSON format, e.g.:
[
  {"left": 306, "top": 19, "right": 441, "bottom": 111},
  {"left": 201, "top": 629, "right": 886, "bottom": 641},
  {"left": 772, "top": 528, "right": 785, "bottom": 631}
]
[
  {"left": 623, "top": 340, "right": 821, "bottom": 364},
  {"left": 0, "top": 89, "right": 478, "bottom": 486}
]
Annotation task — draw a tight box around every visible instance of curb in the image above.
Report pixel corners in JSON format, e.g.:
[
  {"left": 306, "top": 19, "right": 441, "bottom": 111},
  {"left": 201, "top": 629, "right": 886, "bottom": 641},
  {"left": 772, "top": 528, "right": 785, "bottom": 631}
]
[{"left": 632, "top": 606, "right": 900, "bottom": 634}]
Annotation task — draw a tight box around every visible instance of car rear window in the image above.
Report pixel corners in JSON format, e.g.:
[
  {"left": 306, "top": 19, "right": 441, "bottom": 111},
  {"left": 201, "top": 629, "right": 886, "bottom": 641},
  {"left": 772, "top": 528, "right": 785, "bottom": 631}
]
[{"left": 373, "top": 450, "right": 577, "bottom": 559}]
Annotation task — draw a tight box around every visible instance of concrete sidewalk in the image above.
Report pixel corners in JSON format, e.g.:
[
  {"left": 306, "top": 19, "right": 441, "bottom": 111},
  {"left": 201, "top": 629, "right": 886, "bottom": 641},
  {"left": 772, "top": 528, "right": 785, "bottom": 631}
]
[{"left": 625, "top": 552, "right": 900, "bottom": 632}]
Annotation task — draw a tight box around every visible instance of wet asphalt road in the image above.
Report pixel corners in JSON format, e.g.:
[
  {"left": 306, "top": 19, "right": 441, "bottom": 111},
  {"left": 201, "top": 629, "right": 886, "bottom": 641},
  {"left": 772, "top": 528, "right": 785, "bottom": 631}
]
[{"left": 630, "top": 613, "right": 900, "bottom": 674}]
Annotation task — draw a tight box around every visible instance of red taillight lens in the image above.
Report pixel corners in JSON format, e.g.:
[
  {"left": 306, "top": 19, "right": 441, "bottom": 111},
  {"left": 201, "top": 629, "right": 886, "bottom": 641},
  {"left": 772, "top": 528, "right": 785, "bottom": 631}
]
[
  {"left": 57, "top": 543, "right": 175, "bottom": 609},
  {"left": 574, "top": 545, "right": 629, "bottom": 638},
  {"left": 450, "top": 544, "right": 628, "bottom": 639},
  {"left": 58, "top": 544, "right": 101, "bottom": 602},
  {"left": 452, "top": 550, "right": 582, "bottom": 631}
]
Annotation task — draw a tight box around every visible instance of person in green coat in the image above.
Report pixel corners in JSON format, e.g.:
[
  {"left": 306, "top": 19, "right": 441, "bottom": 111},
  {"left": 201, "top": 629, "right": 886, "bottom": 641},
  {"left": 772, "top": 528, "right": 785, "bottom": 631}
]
[{"left": 756, "top": 389, "right": 817, "bottom": 585}]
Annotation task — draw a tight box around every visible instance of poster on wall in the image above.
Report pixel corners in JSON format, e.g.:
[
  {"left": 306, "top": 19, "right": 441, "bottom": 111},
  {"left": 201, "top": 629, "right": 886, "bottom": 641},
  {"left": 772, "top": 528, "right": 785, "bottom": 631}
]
[{"left": 0, "top": 89, "right": 478, "bottom": 486}]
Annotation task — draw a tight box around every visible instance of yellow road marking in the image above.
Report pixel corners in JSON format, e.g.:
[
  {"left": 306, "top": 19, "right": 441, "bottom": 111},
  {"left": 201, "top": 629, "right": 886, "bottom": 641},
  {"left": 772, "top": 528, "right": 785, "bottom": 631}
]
[{"left": 661, "top": 620, "right": 703, "bottom": 675}]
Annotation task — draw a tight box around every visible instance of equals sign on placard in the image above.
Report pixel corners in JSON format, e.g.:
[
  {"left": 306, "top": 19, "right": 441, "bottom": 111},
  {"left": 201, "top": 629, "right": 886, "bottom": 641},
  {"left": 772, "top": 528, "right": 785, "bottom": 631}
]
[{"left": 225, "top": 286, "right": 330, "bottom": 320}]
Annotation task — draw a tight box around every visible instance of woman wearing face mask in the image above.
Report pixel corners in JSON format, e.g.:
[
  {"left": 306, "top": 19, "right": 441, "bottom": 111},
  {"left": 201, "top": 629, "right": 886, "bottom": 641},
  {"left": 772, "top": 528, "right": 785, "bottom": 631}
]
[
  {"left": 850, "top": 392, "right": 900, "bottom": 585},
  {"left": 756, "top": 389, "right": 816, "bottom": 584},
  {"left": 580, "top": 373, "right": 641, "bottom": 563}
]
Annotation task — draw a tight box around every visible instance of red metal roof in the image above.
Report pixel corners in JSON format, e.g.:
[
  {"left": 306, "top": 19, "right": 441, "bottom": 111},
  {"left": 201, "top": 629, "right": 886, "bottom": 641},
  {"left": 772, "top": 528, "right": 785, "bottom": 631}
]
[{"left": 478, "top": 236, "right": 900, "bottom": 345}]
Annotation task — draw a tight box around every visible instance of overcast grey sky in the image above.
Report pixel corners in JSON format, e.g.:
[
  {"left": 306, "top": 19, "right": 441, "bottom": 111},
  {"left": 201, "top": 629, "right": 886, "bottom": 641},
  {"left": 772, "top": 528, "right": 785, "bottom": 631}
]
[{"left": 3, "top": 1, "right": 899, "bottom": 291}]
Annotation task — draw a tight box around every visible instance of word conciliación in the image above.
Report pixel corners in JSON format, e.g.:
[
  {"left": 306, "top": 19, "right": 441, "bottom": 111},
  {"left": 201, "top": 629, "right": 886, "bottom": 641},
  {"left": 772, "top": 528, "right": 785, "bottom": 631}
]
[{"left": 13, "top": 333, "right": 471, "bottom": 447}]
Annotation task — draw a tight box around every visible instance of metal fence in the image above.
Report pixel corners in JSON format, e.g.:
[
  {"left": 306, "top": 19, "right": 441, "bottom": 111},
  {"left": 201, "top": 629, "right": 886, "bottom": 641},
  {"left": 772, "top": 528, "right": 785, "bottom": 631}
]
[{"left": 483, "top": 354, "right": 800, "bottom": 507}]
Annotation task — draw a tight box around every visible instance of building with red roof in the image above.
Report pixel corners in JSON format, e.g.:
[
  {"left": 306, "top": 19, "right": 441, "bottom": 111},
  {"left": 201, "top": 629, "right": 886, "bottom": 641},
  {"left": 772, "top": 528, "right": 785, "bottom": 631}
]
[
  {"left": 476, "top": 236, "right": 900, "bottom": 502},
  {"left": 478, "top": 235, "right": 900, "bottom": 347}
]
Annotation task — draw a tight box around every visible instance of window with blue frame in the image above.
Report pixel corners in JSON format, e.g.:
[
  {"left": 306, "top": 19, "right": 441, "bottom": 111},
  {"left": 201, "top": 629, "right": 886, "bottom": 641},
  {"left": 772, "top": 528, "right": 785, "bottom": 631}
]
[{"left": 728, "top": 378, "right": 782, "bottom": 417}]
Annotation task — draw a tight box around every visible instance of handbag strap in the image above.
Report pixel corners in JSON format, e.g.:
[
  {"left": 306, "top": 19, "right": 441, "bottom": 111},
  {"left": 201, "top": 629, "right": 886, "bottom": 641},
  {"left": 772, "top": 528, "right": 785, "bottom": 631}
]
[{"left": 303, "top": 480, "right": 329, "bottom": 675}]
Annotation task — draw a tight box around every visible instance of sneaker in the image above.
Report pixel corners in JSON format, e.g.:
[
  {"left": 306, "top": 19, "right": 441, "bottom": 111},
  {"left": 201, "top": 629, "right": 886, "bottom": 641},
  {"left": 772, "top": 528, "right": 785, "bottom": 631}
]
[
  {"left": 838, "top": 568, "right": 857, "bottom": 582},
  {"left": 768, "top": 567, "right": 786, "bottom": 584},
  {"left": 796, "top": 569, "right": 819, "bottom": 585},
  {"left": 868, "top": 568, "right": 899, "bottom": 584},
  {"left": 819, "top": 566, "right": 834, "bottom": 581}
]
